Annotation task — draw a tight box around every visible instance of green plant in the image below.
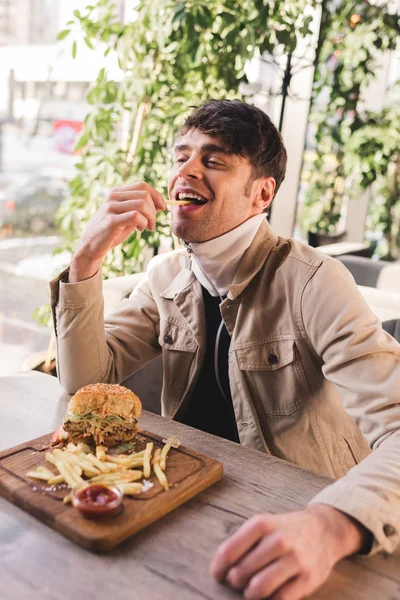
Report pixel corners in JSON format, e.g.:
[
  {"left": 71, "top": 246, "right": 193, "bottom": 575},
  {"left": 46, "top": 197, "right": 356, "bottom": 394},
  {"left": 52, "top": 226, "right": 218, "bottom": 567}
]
[
  {"left": 54, "top": 0, "right": 315, "bottom": 279},
  {"left": 343, "top": 89, "right": 400, "bottom": 259},
  {"left": 301, "top": 0, "right": 400, "bottom": 245}
]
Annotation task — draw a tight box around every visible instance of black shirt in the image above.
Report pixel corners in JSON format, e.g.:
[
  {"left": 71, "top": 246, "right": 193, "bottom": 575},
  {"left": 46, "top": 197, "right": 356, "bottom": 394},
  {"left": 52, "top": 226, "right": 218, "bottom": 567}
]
[{"left": 179, "top": 286, "right": 239, "bottom": 442}]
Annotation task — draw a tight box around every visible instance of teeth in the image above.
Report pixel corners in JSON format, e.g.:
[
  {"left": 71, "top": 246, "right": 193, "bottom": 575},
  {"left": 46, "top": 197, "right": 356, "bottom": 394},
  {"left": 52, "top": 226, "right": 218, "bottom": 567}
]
[{"left": 177, "top": 192, "right": 208, "bottom": 203}]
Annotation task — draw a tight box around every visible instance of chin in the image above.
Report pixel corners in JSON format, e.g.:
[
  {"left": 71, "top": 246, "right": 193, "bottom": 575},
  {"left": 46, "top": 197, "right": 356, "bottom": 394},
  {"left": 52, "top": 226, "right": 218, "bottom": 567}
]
[{"left": 172, "top": 225, "right": 214, "bottom": 243}]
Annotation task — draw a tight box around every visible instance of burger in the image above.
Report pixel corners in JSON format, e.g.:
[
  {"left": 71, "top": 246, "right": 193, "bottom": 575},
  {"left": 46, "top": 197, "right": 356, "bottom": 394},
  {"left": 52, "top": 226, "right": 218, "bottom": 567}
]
[{"left": 62, "top": 383, "right": 142, "bottom": 447}]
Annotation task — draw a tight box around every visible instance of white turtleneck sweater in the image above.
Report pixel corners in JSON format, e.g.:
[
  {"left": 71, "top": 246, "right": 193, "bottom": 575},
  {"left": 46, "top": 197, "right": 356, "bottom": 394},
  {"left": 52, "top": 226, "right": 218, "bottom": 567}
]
[{"left": 188, "top": 213, "right": 266, "bottom": 297}]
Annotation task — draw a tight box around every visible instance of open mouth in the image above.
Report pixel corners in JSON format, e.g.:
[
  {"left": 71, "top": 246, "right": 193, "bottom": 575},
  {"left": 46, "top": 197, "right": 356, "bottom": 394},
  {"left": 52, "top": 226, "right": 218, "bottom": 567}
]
[{"left": 175, "top": 192, "right": 209, "bottom": 205}]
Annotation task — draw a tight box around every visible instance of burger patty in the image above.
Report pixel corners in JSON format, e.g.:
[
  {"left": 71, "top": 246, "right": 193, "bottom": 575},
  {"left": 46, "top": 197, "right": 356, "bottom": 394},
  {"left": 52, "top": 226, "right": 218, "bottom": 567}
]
[{"left": 64, "top": 419, "right": 138, "bottom": 447}]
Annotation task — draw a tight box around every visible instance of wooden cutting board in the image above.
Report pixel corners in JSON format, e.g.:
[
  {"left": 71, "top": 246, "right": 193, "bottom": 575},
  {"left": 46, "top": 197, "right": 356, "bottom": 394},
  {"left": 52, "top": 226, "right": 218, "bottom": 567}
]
[{"left": 0, "top": 429, "right": 223, "bottom": 552}]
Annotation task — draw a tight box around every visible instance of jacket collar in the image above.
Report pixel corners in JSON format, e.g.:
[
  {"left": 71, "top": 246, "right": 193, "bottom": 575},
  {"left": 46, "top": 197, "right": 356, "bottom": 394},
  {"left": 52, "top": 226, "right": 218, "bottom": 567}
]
[
  {"left": 160, "top": 262, "right": 197, "bottom": 299},
  {"left": 160, "top": 219, "right": 278, "bottom": 301},
  {"left": 228, "top": 218, "right": 278, "bottom": 300}
]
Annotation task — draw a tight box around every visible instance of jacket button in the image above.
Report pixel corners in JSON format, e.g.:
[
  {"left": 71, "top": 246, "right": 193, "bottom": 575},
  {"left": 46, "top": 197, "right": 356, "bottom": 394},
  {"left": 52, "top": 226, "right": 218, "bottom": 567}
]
[
  {"left": 163, "top": 333, "right": 173, "bottom": 344},
  {"left": 383, "top": 524, "right": 396, "bottom": 537},
  {"left": 268, "top": 353, "right": 278, "bottom": 365}
]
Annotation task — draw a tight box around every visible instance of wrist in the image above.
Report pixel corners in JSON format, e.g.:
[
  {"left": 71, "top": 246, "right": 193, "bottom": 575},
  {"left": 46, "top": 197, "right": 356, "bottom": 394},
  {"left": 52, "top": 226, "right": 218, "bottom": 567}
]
[
  {"left": 306, "top": 503, "right": 371, "bottom": 560},
  {"left": 69, "top": 251, "right": 102, "bottom": 283}
]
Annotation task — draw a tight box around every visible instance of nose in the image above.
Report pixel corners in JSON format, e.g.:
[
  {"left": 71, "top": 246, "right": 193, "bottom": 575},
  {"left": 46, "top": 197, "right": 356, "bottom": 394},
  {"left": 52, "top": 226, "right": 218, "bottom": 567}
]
[{"left": 178, "top": 156, "right": 203, "bottom": 180}]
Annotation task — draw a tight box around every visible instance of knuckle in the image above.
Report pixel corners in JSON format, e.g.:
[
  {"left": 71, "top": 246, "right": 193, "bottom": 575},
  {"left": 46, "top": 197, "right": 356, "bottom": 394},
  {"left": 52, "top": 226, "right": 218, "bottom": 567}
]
[
  {"left": 108, "top": 188, "right": 119, "bottom": 199},
  {"left": 229, "top": 566, "right": 244, "bottom": 587},
  {"left": 217, "top": 543, "right": 234, "bottom": 566},
  {"left": 250, "top": 514, "right": 264, "bottom": 527},
  {"left": 274, "top": 532, "right": 290, "bottom": 553},
  {"left": 135, "top": 199, "right": 146, "bottom": 210}
]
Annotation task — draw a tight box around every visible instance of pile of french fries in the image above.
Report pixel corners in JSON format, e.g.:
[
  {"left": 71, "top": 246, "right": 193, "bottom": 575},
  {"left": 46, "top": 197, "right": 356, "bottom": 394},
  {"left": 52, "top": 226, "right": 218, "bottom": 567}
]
[{"left": 27, "top": 436, "right": 180, "bottom": 504}]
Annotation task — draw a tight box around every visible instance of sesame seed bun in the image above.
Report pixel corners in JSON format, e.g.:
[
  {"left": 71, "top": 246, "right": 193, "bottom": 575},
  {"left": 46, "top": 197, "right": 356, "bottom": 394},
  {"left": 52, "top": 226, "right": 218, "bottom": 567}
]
[{"left": 67, "top": 383, "right": 142, "bottom": 420}]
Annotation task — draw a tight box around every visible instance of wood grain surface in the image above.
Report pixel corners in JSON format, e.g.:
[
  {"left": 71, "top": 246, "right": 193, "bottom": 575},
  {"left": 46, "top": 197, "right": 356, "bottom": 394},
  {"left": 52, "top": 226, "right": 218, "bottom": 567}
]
[
  {"left": 1, "top": 371, "right": 400, "bottom": 600},
  {"left": 0, "top": 430, "right": 223, "bottom": 551}
]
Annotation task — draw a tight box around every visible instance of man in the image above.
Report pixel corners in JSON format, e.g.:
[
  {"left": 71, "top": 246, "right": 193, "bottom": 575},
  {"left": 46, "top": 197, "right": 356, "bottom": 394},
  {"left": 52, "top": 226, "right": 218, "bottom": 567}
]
[{"left": 51, "top": 100, "right": 400, "bottom": 600}]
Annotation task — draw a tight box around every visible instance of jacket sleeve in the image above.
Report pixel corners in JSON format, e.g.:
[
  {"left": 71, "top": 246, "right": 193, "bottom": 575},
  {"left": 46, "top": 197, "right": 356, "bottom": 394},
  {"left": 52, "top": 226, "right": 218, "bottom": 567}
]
[
  {"left": 50, "top": 266, "right": 161, "bottom": 395},
  {"left": 301, "top": 257, "right": 400, "bottom": 555}
]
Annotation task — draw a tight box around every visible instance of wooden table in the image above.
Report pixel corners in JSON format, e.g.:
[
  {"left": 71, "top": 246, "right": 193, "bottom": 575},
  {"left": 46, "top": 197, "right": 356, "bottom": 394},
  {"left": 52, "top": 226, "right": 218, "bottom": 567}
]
[{"left": 1, "top": 371, "right": 399, "bottom": 600}]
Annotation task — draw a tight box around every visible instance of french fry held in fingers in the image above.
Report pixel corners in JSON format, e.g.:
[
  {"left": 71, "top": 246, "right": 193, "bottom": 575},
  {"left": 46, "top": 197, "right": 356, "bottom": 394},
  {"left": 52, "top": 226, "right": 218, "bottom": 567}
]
[
  {"left": 143, "top": 442, "right": 153, "bottom": 479},
  {"left": 152, "top": 448, "right": 169, "bottom": 490},
  {"left": 165, "top": 200, "right": 192, "bottom": 206}
]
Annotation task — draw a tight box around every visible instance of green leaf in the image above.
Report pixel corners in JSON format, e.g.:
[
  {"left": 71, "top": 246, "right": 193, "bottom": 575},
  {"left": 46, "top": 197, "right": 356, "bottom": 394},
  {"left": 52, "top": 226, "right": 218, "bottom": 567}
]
[
  {"left": 72, "top": 40, "right": 77, "bottom": 59},
  {"left": 84, "top": 36, "right": 94, "bottom": 49},
  {"left": 57, "top": 29, "right": 71, "bottom": 41}
]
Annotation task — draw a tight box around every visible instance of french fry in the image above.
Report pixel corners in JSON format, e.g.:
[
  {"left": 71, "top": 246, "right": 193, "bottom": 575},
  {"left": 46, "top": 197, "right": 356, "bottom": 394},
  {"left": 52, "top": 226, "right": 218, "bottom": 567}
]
[
  {"left": 89, "top": 470, "right": 142, "bottom": 484},
  {"left": 103, "top": 461, "right": 123, "bottom": 470},
  {"left": 66, "top": 442, "right": 79, "bottom": 453},
  {"left": 55, "top": 459, "right": 84, "bottom": 489},
  {"left": 118, "top": 483, "right": 143, "bottom": 495},
  {"left": 48, "top": 474, "right": 65, "bottom": 485},
  {"left": 166, "top": 200, "right": 192, "bottom": 206},
  {"left": 36, "top": 466, "right": 56, "bottom": 479},
  {"left": 153, "top": 449, "right": 169, "bottom": 490},
  {"left": 86, "top": 454, "right": 118, "bottom": 473},
  {"left": 63, "top": 493, "right": 72, "bottom": 504},
  {"left": 130, "top": 450, "right": 145, "bottom": 458},
  {"left": 69, "top": 460, "right": 83, "bottom": 478},
  {"left": 27, "top": 470, "right": 51, "bottom": 481},
  {"left": 45, "top": 452, "right": 57, "bottom": 466},
  {"left": 105, "top": 455, "right": 140, "bottom": 466},
  {"left": 96, "top": 445, "right": 107, "bottom": 461},
  {"left": 143, "top": 442, "right": 153, "bottom": 479},
  {"left": 160, "top": 442, "right": 172, "bottom": 471},
  {"left": 71, "top": 456, "right": 100, "bottom": 477},
  {"left": 77, "top": 442, "right": 92, "bottom": 454}
]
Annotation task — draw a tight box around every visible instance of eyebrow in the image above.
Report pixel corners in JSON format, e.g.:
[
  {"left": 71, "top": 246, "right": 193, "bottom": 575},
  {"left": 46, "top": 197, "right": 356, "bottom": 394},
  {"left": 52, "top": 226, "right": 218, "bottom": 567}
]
[{"left": 174, "top": 143, "right": 231, "bottom": 154}]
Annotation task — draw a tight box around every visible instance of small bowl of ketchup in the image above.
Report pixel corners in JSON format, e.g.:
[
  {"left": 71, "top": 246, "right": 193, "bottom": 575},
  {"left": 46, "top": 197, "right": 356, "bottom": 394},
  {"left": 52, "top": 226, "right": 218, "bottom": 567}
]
[{"left": 71, "top": 484, "right": 123, "bottom": 519}]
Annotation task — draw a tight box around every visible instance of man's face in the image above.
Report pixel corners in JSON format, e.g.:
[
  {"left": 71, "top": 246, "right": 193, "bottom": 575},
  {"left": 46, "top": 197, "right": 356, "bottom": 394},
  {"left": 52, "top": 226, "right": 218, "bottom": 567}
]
[{"left": 168, "top": 128, "right": 270, "bottom": 243}]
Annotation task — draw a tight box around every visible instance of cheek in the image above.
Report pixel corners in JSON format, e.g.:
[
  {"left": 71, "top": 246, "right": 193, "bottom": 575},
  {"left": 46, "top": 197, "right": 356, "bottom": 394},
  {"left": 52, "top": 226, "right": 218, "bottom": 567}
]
[{"left": 167, "top": 172, "right": 177, "bottom": 198}]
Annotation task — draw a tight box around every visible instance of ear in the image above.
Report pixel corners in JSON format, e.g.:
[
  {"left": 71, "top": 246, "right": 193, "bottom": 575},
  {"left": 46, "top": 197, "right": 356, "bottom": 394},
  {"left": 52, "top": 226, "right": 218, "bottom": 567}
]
[{"left": 255, "top": 177, "right": 276, "bottom": 212}]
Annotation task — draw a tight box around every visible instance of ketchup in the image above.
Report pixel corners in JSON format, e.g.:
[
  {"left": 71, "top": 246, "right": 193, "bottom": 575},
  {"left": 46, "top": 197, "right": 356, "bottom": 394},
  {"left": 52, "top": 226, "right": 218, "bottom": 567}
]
[{"left": 72, "top": 484, "right": 122, "bottom": 519}]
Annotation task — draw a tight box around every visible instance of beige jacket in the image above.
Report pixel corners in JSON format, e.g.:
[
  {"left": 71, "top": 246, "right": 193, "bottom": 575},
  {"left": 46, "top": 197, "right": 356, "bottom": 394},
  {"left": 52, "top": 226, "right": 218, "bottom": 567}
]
[{"left": 51, "top": 220, "right": 400, "bottom": 555}]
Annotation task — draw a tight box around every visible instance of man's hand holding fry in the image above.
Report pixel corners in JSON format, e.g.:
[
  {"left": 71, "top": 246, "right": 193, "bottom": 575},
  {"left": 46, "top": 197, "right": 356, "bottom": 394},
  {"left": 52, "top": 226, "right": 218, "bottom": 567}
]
[{"left": 69, "top": 182, "right": 166, "bottom": 283}]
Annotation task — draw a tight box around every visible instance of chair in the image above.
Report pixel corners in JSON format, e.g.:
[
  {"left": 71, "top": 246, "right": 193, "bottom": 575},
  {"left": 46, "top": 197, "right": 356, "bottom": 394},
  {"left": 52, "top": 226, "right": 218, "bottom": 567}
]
[{"left": 382, "top": 319, "right": 400, "bottom": 343}]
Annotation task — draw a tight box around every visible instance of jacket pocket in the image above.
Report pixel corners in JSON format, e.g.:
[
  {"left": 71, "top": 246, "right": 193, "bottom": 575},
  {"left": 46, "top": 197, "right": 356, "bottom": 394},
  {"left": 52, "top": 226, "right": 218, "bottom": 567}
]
[
  {"left": 158, "top": 320, "right": 198, "bottom": 394},
  {"left": 235, "top": 339, "right": 310, "bottom": 416},
  {"left": 335, "top": 436, "right": 360, "bottom": 476}
]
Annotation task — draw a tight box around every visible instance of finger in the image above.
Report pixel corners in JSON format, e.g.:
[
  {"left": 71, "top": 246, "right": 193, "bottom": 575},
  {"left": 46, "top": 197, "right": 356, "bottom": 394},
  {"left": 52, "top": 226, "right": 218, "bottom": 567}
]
[
  {"left": 210, "top": 515, "right": 276, "bottom": 581},
  {"left": 108, "top": 190, "right": 163, "bottom": 218},
  {"left": 244, "top": 556, "right": 299, "bottom": 600},
  {"left": 108, "top": 200, "right": 156, "bottom": 230},
  {"left": 114, "top": 210, "right": 149, "bottom": 233},
  {"left": 270, "top": 575, "right": 311, "bottom": 600},
  {"left": 226, "top": 531, "right": 289, "bottom": 590},
  {"left": 111, "top": 182, "right": 166, "bottom": 210}
]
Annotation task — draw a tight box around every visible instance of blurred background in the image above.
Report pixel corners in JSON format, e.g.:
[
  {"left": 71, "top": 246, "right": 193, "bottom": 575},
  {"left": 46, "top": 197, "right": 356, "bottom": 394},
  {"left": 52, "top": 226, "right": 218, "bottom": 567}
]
[{"left": 0, "top": 0, "right": 399, "bottom": 377}]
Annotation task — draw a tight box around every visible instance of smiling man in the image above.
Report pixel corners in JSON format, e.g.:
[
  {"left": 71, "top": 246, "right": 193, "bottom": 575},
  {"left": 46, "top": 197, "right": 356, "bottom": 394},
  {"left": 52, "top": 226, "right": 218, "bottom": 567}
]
[{"left": 51, "top": 100, "right": 400, "bottom": 600}]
